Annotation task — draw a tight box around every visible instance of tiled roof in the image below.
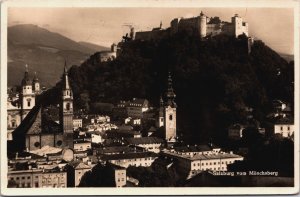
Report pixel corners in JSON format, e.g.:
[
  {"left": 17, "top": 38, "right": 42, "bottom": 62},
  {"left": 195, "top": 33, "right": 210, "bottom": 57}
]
[
  {"left": 125, "top": 137, "right": 164, "bottom": 145},
  {"left": 174, "top": 145, "right": 212, "bottom": 152},
  {"left": 74, "top": 162, "right": 91, "bottom": 169},
  {"left": 275, "top": 117, "right": 294, "bottom": 125},
  {"left": 96, "top": 146, "right": 137, "bottom": 154},
  {"left": 101, "top": 151, "right": 158, "bottom": 161}
]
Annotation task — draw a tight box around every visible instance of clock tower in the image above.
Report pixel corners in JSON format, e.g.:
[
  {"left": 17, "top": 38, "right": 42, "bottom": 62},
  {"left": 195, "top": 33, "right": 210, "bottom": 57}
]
[
  {"left": 59, "top": 62, "right": 74, "bottom": 148},
  {"left": 164, "top": 72, "right": 177, "bottom": 142}
]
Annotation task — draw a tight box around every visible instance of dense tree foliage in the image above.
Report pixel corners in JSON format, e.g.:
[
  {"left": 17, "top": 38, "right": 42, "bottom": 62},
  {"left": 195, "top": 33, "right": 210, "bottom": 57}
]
[{"left": 42, "top": 32, "right": 294, "bottom": 144}]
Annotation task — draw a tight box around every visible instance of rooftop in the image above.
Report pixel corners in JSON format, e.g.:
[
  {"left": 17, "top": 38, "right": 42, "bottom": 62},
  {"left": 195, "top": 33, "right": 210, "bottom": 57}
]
[
  {"left": 125, "top": 137, "right": 164, "bottom": 145},
  {"left": 101, "top": 151, "right": 158, "bottom": 161},
  {"left": 163, "top": 150, "right": 243, "bottom": 161}
]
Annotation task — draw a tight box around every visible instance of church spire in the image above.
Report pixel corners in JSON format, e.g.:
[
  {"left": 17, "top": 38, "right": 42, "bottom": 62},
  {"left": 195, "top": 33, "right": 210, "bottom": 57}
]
[
  {"left": 62, "top": 61, "right": 70, "bottom": 90},
  {"left": 33, "top": 71, "right": 39, "bottom": 82},
  {"left": 165, "top": 72, "right": 176, "bottom": 107},
  {"left": 21, "top": 64, "right": 31, "bottom": 86}
]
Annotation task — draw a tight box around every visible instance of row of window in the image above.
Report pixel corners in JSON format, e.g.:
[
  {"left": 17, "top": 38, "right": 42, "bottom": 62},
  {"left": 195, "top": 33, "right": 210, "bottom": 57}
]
[
  {"left": 192, "top": 160, "right": 234, "bottom": 167},
  {"left": 280, "top": 126, "right": 291, "bottom": 131},
  {"left": 191, "top": 167, "right": 226, "bottom": 174}
]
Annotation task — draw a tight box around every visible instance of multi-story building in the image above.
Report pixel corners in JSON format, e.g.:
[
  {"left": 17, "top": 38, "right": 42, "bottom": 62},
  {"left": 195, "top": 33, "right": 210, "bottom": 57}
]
[
  {"left": 65, "top": 162, "right": 92, "bottom": 187},
  {"left": 73, "top": 140, "right": 92, "bottom": 152},
  {"left": 113, "top": 98, "right": 149, "bottom": 119},
  {"left": 274, "top": 117, "right": 294, "bottom": 138},
  {"left": 100, "top": 152, "right": 158, "bottom": 168},
  {"left": 73, "top": 118, "right": 83, "bottom": 130},
  {"left": 125, "top": 137, "right": 164, "bottom": 153},
  {"left": 162, "top": 147, "right": 243, "bottom": 179},
  {"left": 8, "top": 168, "right": 67, "bottom": 188}
]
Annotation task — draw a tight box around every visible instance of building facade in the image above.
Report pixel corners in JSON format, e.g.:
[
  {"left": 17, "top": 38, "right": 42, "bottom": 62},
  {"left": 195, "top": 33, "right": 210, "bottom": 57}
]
[
  {"left": 7, "top": 65, "right": 40, "bottom": 140},
  {"left": 134, "top": 11, "right": 249, "bottom": 41}
]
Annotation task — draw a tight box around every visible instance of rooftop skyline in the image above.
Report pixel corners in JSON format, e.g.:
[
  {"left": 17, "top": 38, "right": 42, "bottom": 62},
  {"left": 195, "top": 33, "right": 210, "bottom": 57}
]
[{"left": 8, "top": 8, "right": 294, "bottom": 55}]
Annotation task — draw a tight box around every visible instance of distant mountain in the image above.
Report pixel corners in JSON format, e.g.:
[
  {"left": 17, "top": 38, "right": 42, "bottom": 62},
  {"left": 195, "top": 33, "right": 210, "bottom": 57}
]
[
  {"left": 78, "top": 41, "right": 110, "bottom": 52},
  {"left": 7, "top": 24, "right": 106, "bottom": 87},
  {"left": 278, "top": 53, "right": 294, "bottom": 62}
]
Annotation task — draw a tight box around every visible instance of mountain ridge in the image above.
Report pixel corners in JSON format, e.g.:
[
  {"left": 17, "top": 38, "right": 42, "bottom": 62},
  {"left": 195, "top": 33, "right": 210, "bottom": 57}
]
[{"left": 8, "top": 24, "right": 109, "bottom": 87}]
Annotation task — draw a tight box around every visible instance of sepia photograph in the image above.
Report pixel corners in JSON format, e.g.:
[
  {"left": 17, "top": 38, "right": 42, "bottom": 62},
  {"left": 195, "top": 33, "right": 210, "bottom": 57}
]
[{"left": 1, "top": 0, "right": 299, "bottom": 195}]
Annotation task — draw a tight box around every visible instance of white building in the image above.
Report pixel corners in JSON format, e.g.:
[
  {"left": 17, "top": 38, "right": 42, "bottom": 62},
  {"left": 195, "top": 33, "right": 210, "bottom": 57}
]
[
  {"left": 74, "top": 141, "right": 92, "bottom": 152},
  {"left": 73, "top": 118, "right": 83, "bottom": 130},
  {"left": 162, "top": 147, "right": 244, "bottom": 179},
  {"left": 274, "top": 118, "right": 294, "bottom": 138},
  {"left": 100, "top": 152, "right": 158, "bottom": 168},
  {"left": 125, "top": 137, "right": 164, "bottom": 153}
]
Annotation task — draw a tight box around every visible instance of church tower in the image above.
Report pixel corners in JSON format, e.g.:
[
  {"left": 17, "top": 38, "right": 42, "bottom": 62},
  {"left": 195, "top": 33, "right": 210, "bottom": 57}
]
[
  {"left": 59, "top": 62, "right": 74, "bottom": 148},
  {"left": 164, "top": 72, "right": 177, "bottom": 142},
  {"left": 32, "top": 72, "right": 40, "bottom": 94},
  {"left": 20, "top": 64, "right": 35, "bottom": 120},
  {"left": 157, "top": 95, "right": 164, "bottom": 127}
]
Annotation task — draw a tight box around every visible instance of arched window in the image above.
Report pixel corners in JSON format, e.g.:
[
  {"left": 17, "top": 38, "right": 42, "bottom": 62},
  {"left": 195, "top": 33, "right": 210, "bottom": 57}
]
[
  {"left": 27, "top": 98, "right": 31, "bottom": 107},
  {"left": 169, "top": 114, "right": 173, "bottom": 120}
]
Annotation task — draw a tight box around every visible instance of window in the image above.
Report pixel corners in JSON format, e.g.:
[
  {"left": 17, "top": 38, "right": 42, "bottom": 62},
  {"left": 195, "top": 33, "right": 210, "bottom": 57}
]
[
  {"left": 56, "top": 140, "right": 62, "bottom": 146},
  {"left": 27, "top": 101, "right": 31, "bottom": 107},
  {"left": 214, "top": 162, "right": 216, "bottom": 165},
  {"left": 35, "top": 182, "right": 39, "bottom": 187},
  {"left": 169, "top": 114, "right": 173, "bottom": 120},
  {"left": 27, "top": 176, "right": 30, "bottom": 179},
  {"left": 280, "top": 126, "right": 283, "bottom": 131},
  {"left": 66, "top": 103, "right": 70, "bottom": 110},
  {"left": 288, "top": 126, "right": 290, "bottom": 131},
  {"left": 34, "top": 142, "right": 40, "bottom": 148},
  {"left": 11, "top": 120, "right": 16, "bottom": 128},
  {"left": 22, "top": 177, "right": 25, "bottom": 180}
]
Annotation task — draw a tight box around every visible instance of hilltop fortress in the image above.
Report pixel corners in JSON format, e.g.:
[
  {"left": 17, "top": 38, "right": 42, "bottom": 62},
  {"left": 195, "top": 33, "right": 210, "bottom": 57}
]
[{"left": 130, "top": 11, "right": 249, "bottom": 41}]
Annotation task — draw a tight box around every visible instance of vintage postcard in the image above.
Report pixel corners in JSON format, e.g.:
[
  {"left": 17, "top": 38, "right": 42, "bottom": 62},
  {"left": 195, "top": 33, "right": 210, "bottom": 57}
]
[{"left": 0, "top": 0, "right": 299, "bottom": 195}]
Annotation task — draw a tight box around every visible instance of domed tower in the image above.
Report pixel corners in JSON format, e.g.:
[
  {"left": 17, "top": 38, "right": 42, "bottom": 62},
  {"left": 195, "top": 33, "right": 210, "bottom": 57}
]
[
  {"left": 32, "top": 72, "right": 40, "bottom": 94},
  {"left": 20, "top": 64, "right": 35, "bottom": 120},
  {"left": 200, "top": 11, "right": 207, "bottom": 38},
  {"left": 59, "top": 61, "right": 74, "bottom": 148},
  {"left": 164, "top": 72, "right": 177, "bottom": 142}
]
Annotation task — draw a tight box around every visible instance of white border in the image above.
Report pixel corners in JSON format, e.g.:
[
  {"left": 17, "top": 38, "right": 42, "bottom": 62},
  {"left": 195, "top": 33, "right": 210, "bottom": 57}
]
[{"left": 1, "top": 0, "right": 299, "bottom": 195}]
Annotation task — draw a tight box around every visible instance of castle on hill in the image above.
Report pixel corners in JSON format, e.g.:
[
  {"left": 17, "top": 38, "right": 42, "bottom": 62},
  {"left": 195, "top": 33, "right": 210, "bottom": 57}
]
[{"left": 129, "top": 11, "right": 249, "bottom": 41}]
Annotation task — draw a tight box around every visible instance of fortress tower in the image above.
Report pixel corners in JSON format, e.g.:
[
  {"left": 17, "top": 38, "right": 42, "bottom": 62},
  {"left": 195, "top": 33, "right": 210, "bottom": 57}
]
[
  {"left": 200, "top": 11, "right": 207, "bottom": 38},
  {"left": 164, "top": 72, "right": 177, "bottom": 142},
  {"left": 59, "top": 62, "right": 74, "bottom": 148},
  {"left": 231, "top": 14, "right": 249, "bottom": 37},
  {"left": 20, "top": 65, "right": 36, "bottom": 120}
]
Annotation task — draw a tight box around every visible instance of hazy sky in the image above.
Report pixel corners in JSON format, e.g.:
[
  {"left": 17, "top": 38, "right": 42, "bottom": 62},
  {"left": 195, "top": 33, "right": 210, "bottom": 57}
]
[{"left": 8, "top": 7, "right": 294, "bottom": 54}]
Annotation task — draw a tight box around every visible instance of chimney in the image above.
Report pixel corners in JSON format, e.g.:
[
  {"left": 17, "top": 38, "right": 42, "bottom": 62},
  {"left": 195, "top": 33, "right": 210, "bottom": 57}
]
[{"left": 15, "top": 152, "right": 19, "bottom": 159}]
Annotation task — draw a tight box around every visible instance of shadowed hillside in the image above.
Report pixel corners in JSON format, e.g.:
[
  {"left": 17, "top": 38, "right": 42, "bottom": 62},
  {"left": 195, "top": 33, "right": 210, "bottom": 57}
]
[{"left": 42, "top": 32, "right": 294, "bottom": 144}]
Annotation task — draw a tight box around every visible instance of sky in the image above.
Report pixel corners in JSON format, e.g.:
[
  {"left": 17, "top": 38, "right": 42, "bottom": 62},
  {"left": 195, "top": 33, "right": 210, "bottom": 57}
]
[{"left": 8, "top": 7, "right": 294, "bottom": 54}]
